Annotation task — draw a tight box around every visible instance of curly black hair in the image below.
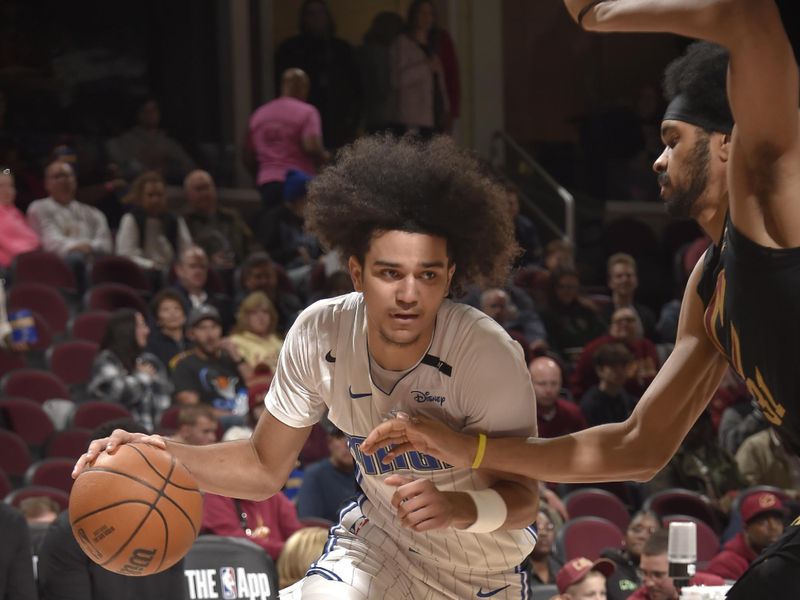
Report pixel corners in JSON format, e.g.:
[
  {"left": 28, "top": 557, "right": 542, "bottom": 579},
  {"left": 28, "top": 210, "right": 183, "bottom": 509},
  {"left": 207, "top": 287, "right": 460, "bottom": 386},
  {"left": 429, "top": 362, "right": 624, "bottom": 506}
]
[
  {"left": 663, "top": 41, "right": 732, "bottom": 131},
  {"left": 306, "top": 135, "right": 518, "bottom": 296}
]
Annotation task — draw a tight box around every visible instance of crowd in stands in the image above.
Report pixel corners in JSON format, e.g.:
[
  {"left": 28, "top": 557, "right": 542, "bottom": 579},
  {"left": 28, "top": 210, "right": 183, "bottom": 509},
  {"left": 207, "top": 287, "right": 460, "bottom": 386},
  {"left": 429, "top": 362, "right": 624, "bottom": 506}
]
[{"left": 1, "top": 1, "right": 797, "bottom": 599}]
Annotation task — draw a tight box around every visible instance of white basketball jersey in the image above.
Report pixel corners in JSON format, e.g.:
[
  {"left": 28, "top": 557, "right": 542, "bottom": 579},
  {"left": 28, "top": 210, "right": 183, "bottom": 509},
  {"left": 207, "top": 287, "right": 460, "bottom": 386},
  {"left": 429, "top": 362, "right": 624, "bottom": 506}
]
[{"left": 266, "top": 292, "right": 538, "bottom": 572}]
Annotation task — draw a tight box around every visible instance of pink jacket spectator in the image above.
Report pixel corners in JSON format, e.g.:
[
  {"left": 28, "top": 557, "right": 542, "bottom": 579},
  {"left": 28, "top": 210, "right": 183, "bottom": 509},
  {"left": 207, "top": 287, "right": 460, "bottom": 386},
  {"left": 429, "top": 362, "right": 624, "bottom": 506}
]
[
  {"left": 247, "top": 96, "right": 322, "bottom": 186},
  {"left": 0, "top": 204, "right": 39, "bottom": 268}
]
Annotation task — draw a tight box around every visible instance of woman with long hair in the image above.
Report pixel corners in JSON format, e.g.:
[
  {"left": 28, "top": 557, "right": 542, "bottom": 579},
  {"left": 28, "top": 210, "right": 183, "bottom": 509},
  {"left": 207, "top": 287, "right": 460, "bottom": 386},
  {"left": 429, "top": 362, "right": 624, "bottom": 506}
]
[
  {"left": 116, "top": 171, "right": 192, "bottom": 272},
  {"left": 227, "top": 291, "right": 283, "bottom": 375},
  {"left": 88, "top": 308, "right": 172, "bottom": 431}
]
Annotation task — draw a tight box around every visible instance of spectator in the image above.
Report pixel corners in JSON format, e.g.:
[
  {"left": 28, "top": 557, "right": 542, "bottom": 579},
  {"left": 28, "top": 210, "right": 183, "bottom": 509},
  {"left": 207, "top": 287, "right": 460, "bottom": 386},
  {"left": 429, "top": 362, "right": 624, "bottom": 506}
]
[
  {"left": 503, "top": 179, "right": 542, "bottom": 268},
  {"left": 115, "top": 171, "right": 192, "bottom": 274},
  {"left": 540, "top": 266, "right": 607, "bottom": 365},
  {"left": 274, "top": 0, "right": 361, "bottom": 150},
  {"left": 0, "top": 503, "right": 37, "bottom": 600},
  {"left": 555, "top": 556, "right": 615, "bottom": 600},
  {"left": 87, "top": 309, "right": 172, "bottom": 432},
  {"left": 0, "top": 278, "right": 29, "bottom": 353},
  {"left": 478, "top": 284, "right": 547, "bottom": 355},
  {"left": 170, "top": 406, "right": 219, "bottom": 446},
  {"left": 38, "top": 419, "right": 187, "bottom": 600},
  {"left": 27, "top": 160, "right": 112, "bottom": 292},
  {"left": 245, "top": 70, "right": 328, "bottom": 211},
  {"left": 296, "top": 423, "right": 356, "bottom": 523},
  {"left": 602, "top": 254, "right": 658, "bottom": 341},
  {"left": 602, "top": 510, "right": 661, "bottom": 600},
  {"left": 717, "top": 369, "right": 767, "bottom": 455},
  {"left": 145, "top": 288, "right": 193, "bottom": 371},
  {"left": 389, "top": 0, "right": 451, "bottom": 138},
  {"left": 182, "top": 169, "right": 259, "bottom": 269},
  {"left": 0, "top": 167, "right": 39, "bottom": 272},
  {"left": 706, "top": 492, "right": 786, "bottom": 581},
  {"left": 238, "top": 252, "right": 302, "bottom": 335},
  {"left": 106, "top": 97, "right": 195, "bottom": 184},
  {"left": 580, "top": 342, "right": 638, "bottom": 427},
  {"left": 277, "top": 527, "right": 329, "bottom": 589},
  {"left": 171, "top": 305, "right": 250, "bottom": 422},
  {"left": 527, "top": 508, "right": 563, "bottom": 588},
  {"left": 531, "top": 355, "right": 587, "bottom": 438},
  {"left": 228, "top": 291, "right": 283, "bottom": 375},
  {"left": 19, "top": 496, "right": 60, "bottom": 557},
  {"left": 171, "top": 245, "right": 233, "bottom": 330},
  {"left": 571, "top": 307, "right": 660, "bottom": 400},
  {"left": 255, "top": 169, "right": 322, "bottom": 290},
  {"left": 627, "top": 530, "right": 675, "bottom": 600},
  {"left": 201, "top": 490, "right": 303, "bottom": 562},
  {"left": 647, "top": 411, "right": 745, "bottom": 515},
  {"left": 735, "top": 428, "right": 800, "bottom": 496},
  {"left": 356, "top": 11, "right": 405, "bottom": 134}
]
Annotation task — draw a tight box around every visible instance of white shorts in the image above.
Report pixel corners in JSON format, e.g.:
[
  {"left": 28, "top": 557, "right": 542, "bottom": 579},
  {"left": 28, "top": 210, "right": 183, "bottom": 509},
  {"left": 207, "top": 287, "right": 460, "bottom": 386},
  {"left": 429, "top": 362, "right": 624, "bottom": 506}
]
[{"left": 280, "top": 496, "right": 532, "bottom": 600}]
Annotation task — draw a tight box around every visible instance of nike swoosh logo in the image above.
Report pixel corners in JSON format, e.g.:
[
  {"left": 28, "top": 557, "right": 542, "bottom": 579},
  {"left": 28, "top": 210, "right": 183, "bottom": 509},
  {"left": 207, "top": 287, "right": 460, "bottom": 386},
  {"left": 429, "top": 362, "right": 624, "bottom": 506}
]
[
  {"left": 348, "top": 386, "right": 372, "bottom": 399},
  {"left": 477, "top": 585, "right": 510, "bottom": 598},
  {"left": 325, "top": 350, "right": 336, "bottom": 363}
]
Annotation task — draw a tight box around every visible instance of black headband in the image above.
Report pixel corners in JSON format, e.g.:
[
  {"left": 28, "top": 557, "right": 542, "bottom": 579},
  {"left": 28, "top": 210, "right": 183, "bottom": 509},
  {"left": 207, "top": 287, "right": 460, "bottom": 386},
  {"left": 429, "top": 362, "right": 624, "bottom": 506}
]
[{"left": 663, "top": 94, "right": 733, "bottom": 135}]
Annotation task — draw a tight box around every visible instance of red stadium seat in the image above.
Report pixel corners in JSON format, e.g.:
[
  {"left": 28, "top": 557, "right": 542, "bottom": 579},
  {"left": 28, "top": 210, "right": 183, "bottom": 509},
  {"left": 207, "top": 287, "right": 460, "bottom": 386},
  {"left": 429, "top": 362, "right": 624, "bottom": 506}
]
[
  {"left": 644, "top": 488, "right": 722, "bottom": 534},
  {"left": 563, "top": 487, "right": 631, "bottom": 531},
  {"left": 7, "top": 281, "right": 71, "bottom": 335},
  {"left": 0, "top": 468, "right": 11, "bottom": 499},
  {"left": 24, "top": 458, "right": 75, "bottom": 494},
  {"left": 25, "top": 310, "right": 54, "bottom": 353},
  {"left": 11, "top": 250, "right": 77, "bottom": 294},
  {"left": 46, "top": 340, "right": 99, "bottom": 387},
  {"left": 0, "top": 397, "right": 55, "bottom": 449},
  {"left": 0, "top": 430, "right": 33, "bottom": 484},
  {"left": 84, "top": 283, "right": 148, "bottom": 314},
  {"left": 662, "top": 515, "right": 721, "bottom": 564},
  {"left": 554, "top": 516, "right": 625, "bottom": 563},
  {"left": 70, "top": 310, "right": 112, "bottom": 344},
  {"left": 90, "top": 255, "right": 152, "bottom": 294},
  {"left": 46, "top": 428, "right": 93, "bottom": 460},
  {"left": 158, "top": 404, "right": 181, "bottom": 431},
  {"left": 5, "top": 485, "right": 70, "bottom": 511},
  {"left": 0, "top": 349, "right": 26, "bottom": 377},
  {"left": 71, "top": 401, "right": 132, "bottom": 430},
  {"left": 0, "top": 369, "right": 69, "bottom": 405}
]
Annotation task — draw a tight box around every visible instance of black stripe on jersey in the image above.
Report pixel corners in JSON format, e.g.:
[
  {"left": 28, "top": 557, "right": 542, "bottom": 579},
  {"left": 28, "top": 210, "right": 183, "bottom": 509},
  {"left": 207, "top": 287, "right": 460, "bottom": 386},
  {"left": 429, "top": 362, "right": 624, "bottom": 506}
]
[{"left": 421, "top": 353, "right": 452, "bottom": 376}]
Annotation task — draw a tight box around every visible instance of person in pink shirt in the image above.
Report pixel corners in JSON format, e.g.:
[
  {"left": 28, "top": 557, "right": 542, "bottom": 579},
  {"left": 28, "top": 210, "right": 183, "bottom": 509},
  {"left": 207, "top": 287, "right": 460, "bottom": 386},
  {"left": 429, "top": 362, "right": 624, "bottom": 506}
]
[
  {"left": 0, "top": 167, "right": 39, "bottom": 271},
  {"left": 245, "top": 68, "right": 328, "bottom": 210}
]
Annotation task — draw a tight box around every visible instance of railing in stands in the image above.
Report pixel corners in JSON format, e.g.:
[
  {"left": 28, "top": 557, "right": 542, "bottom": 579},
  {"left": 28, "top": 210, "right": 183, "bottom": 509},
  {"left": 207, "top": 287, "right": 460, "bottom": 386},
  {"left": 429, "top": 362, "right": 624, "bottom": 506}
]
[{"left": 490, "top": 130, "right": 575, "bottom": 246}]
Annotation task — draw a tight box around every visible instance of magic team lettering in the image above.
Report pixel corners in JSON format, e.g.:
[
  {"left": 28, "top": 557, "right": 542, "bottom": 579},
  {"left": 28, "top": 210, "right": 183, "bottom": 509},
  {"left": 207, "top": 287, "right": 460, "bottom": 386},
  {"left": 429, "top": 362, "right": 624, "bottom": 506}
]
[{"left": 348, "top": 435, "right": 452, "bottom": 475}]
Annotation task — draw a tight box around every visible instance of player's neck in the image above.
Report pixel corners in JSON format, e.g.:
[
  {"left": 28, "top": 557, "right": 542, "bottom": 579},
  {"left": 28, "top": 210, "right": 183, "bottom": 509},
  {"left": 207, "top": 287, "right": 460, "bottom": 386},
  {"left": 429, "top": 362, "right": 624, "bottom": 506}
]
[
  {"left": 368, "top": 327, "right": 434, "bottom": 371},
  {"left": 695, "top": 195, "right": 728, "bottom": 244}
]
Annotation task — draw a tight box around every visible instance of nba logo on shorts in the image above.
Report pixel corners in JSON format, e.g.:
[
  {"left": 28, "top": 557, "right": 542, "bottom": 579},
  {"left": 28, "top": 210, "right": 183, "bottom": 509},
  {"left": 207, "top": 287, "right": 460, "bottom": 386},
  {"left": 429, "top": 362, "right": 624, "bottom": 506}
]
[{"left": 219, "top": 566, "right": 237, "bottom": 599}]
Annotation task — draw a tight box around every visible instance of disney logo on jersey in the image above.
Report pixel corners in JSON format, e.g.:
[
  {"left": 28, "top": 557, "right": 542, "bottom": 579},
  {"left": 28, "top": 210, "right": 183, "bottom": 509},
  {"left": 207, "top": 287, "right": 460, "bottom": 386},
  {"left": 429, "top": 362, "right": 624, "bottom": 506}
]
[{"left": 412, "top": 390, "right": 446, "bottom": 406}]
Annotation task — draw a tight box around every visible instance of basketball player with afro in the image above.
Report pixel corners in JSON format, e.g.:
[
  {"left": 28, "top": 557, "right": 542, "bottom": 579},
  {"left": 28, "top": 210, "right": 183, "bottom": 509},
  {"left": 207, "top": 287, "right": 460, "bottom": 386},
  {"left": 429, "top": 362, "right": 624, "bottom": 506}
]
[
  {"left": 75, "top": 136, "right": 541, "bottom": 599},
  {"left": 363, "top": 1, "right": 800, "bottom": 596}
]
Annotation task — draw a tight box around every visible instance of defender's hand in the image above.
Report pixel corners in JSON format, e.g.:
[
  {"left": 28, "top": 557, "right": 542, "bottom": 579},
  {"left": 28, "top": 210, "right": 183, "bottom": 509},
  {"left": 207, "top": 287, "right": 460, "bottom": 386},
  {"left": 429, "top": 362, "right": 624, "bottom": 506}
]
[
  {"left": 72, "top": 429, "right": 166, "bottom": 479},
  {"left": 361, "top": 413, "right": 476, "bottom": 469}
]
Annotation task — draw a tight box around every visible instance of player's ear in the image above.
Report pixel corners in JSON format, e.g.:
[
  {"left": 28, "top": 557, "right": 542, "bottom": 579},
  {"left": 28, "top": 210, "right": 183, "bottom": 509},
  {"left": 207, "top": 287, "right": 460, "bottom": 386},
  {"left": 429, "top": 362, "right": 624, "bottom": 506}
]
[
  {"left": 445, "top": 262, "right": 456, "bottom": 296},
  {"left": 718, "top": 132, "right": 731, "bottom": 162},
  {"left": 348, "top": 256, "right": 364, "bottom": 292}
]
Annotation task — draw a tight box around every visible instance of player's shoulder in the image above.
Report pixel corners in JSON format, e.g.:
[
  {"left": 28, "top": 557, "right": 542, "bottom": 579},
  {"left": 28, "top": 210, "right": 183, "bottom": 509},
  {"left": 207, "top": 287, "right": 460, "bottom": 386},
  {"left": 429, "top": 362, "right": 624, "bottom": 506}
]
[
  {"left": 435, "top": 300, "right": 525, "bottom": 365},
  {"left": 292, "top": 292, "right": 362, "bottom": 329}
]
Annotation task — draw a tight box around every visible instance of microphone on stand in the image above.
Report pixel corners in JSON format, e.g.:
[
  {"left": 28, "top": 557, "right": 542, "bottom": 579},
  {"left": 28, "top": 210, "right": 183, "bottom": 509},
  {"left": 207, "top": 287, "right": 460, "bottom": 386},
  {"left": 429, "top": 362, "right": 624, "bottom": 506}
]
[{"left": 668, "top": 521, "right": 697, "bottom": 590}]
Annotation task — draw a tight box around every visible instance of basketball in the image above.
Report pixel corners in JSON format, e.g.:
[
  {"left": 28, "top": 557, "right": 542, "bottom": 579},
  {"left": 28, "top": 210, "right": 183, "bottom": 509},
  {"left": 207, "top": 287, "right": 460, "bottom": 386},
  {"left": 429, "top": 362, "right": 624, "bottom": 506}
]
[{"left": 69, "top": 442, "right": 203, "bottom": 576}]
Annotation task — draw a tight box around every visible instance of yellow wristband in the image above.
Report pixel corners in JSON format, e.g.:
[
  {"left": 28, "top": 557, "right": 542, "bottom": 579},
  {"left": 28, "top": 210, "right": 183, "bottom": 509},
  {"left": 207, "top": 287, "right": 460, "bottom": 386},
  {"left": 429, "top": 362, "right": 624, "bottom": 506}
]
[{"left": 472, "top": 433, "right": 487, "bottom": 469}]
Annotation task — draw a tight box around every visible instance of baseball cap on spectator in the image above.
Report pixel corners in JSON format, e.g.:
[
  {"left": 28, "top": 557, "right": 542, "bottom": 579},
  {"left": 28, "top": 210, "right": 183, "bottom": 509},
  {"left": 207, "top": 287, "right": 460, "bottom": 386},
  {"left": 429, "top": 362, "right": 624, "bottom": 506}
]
[
  {"left": 740, "top": 491, "right": 786, "bottom": 525},
  {"left": 186, "top": 305, "right": 222, "bottom": 329},
  {"left": 283, "top": 169, "right": 312, "bottom": 202},
  {"left": 556, "top": 556, "right": 615, "bottom": 593}
]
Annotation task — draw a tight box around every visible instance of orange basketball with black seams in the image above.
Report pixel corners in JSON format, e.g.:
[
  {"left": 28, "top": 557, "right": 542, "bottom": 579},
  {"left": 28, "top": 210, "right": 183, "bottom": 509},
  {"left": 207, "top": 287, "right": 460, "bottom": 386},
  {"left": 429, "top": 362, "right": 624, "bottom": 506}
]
[{"left": 68, "top": 442, "right": 203, "bottom": 576}]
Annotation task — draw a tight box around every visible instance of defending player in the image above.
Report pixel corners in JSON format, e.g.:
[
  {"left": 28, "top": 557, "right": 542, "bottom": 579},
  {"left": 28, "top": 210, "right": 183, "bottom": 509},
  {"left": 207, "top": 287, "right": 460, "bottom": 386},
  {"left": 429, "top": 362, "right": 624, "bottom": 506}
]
[
  {"left": 362, "top": 1, "right": 800, "bottom": 597},
  {"left": 74, "top": 135, "right": 540, "bottom": 599}
]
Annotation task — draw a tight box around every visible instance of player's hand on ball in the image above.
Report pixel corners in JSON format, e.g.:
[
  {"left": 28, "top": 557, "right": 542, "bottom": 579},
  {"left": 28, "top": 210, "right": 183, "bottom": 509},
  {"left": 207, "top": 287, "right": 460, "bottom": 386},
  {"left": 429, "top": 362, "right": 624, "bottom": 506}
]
[
  {"left": 72, "top": 429, "right": 166, "bottom": 479},
  {"left": 361, "top": 413, "right": 475, "bottom": 469},
  {"left": 385, "top": 475, "right": 471, "bottom": 532}
]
